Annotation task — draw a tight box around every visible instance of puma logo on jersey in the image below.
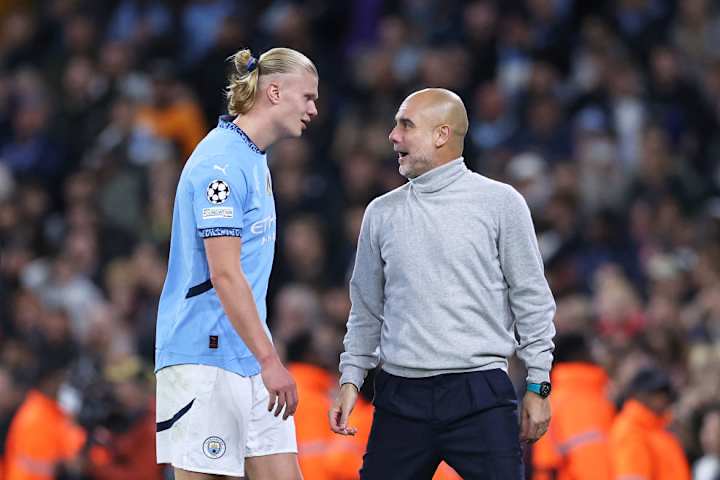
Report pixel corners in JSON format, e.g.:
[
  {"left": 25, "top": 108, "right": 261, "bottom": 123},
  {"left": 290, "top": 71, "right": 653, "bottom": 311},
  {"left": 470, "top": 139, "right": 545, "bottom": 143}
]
[{"left": 213, "top": 164, "right": 228, "bottom": 175}]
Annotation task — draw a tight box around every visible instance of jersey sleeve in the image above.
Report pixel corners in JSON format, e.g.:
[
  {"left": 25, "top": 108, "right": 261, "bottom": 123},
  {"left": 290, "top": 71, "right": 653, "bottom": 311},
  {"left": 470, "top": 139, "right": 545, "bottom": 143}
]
[{"left": 190, "top": 161, "right": 248, "bottom": 238}]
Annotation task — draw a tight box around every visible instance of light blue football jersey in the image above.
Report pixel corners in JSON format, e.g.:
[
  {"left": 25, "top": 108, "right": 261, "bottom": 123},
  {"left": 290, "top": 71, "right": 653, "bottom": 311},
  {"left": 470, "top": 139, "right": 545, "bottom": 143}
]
[{"left": 155, "top": 115, "right": 276, "bottom": 376}]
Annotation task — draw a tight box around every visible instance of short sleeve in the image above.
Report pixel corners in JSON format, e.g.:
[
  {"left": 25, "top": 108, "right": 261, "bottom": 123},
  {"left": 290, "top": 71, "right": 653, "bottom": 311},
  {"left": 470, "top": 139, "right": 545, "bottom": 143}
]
[{"left": 190, "top": 164, "right": 248, "bottom": 238}]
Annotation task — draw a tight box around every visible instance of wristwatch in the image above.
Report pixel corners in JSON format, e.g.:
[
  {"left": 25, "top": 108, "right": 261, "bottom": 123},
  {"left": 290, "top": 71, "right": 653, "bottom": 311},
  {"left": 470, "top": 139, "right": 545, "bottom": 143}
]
[{"left": 527, "top": 382, "right": 552, "bottom": 398}]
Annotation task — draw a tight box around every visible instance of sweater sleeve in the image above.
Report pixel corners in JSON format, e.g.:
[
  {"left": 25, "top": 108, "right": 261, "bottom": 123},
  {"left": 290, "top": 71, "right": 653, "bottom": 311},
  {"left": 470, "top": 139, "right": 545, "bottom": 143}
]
[
  {"left": 497, "top": 187, "right": 556, "bottom": 383},
  {"left": 339, "top": 202, "right": 385, "bottom": 389}
]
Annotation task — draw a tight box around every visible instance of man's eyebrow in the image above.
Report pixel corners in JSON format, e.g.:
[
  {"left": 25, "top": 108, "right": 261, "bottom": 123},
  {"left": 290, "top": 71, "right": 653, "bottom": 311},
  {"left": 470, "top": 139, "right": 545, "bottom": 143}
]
[{"left": 395, "top": 116, "right": 415, "bottom": 126}]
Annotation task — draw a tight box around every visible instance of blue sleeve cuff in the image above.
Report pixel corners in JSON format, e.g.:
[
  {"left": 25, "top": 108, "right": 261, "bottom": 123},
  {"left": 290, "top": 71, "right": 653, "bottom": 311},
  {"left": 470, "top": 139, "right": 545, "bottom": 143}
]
[{"left": 199, "top": 227, "right": 242, "bottom": 238}]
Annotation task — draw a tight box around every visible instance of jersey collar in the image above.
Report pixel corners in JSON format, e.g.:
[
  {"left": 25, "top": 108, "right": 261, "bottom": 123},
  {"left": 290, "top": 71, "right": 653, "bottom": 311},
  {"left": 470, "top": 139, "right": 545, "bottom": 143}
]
[{"left": 218, "top": 115, "right": 265, "bottom": 154}]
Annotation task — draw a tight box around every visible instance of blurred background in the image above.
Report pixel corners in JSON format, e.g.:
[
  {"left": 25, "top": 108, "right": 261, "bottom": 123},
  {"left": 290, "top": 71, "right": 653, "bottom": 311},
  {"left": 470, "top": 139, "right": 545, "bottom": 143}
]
[{"left": 1, "top": 0, "right": 720, "bottom": 479}]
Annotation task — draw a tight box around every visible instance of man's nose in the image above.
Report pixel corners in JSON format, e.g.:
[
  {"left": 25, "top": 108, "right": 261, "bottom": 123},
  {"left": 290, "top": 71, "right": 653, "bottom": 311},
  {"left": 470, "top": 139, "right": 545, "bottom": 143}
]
[{"left": 389, "top": 128, "right": 399, "bottom": 143}]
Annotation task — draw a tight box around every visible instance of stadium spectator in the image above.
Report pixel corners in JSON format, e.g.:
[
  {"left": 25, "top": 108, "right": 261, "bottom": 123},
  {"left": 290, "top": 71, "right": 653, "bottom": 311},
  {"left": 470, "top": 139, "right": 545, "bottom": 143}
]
[
  {"left": 531, "top": 332, "right": 615, "bottom": 480},
  {"left": 693, "top": 405, "right": 720, "bottom": 480},
  {"left": 134, "top": 60, "right": 207, "bottom": 160},
  {"left": 609, "top": 366, "right": 691, "bottom": 480},
  {"left": 3, "top": 341, "right": 85, "bottom": 480},
  {"left": 85, "top": 356, "right": 163, "bottom": 480}
]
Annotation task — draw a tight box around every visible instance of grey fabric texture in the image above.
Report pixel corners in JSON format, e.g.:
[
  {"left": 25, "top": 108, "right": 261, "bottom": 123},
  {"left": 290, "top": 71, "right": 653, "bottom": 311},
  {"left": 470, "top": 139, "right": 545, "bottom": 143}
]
[{"left": 340, "top": 158, "right": 556, "bottom": 389}]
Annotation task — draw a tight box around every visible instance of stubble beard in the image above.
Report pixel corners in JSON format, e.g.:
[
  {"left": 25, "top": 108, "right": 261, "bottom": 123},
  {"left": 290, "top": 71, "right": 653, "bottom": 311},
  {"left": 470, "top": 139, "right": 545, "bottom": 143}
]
[{"left": 400, "top": 153, "right": 433, "bottom": 179}]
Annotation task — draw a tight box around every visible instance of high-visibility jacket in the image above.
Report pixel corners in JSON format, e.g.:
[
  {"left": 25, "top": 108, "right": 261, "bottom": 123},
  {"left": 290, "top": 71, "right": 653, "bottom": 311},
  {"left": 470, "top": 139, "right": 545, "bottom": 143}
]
[
  {"left": 434, "top": 461, "right": 461, "bottom": 479},
  {"left": 4, "top": 390, "right": 86, "bottom": 480},
  {"left": 609, "top": 399, "right": 690, "bottom": 480},
  {"left": 532, "top": 363, "right": 615, "bottom": 480},
  {"left": 291, "top": 362, "right": 369, "bottom": 480},
  {"left": 323, "top": 396, "right": 375, "bottom": 480},
  {"left": 87, "top": 404, "right": 164, "bottom": 480},
  {"left": 291, "top": 362, "right": 338, "bottom": 479},
  {"left": 136, "top": 100, "right": 207, "bottom": 160}
]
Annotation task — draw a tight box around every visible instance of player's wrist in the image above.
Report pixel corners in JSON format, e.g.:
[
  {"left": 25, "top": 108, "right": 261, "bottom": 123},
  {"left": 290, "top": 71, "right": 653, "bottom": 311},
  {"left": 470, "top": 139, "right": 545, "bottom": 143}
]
[{"left": 258, "top": 350, "right": 281, "bottom": 369}]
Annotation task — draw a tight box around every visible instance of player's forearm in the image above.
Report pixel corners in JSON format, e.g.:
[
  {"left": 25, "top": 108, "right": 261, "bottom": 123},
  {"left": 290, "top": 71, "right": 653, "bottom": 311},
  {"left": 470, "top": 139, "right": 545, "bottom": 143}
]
[{"left": 211, "top": 271, "right": 277, "bottom": 365}]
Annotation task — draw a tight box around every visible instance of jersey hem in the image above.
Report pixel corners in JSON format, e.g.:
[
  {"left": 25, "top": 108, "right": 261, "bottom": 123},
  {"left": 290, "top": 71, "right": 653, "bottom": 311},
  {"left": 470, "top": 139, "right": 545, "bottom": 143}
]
[{"left": 155, "top": 351, "right": 261, "bottom": 377}]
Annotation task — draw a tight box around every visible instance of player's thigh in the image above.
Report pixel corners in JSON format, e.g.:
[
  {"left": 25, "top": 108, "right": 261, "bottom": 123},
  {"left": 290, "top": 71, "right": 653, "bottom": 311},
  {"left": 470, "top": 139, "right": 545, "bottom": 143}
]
[
  {"left": 243, "top": 375, "right": 301, "bottom": 479},
  {"left": 244, "top": 453, "right": 302, "bottom": 480},
  {"left": 174, "top": 467, "right": 244, "bottom": 479},
  {"left": 156, "top": 364, "right": 252, "bottom": 477}
]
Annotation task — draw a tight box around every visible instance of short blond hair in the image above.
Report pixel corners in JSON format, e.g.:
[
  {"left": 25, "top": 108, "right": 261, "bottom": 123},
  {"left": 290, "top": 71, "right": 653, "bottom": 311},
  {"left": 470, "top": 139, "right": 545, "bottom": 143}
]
[{"left": 226, "top": 47, "right": 318, "bottom": 116}]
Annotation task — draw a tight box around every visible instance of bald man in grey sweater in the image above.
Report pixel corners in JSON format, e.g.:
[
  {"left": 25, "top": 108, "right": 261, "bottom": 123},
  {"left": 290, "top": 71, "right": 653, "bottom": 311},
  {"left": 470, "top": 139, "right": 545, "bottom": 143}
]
[{"left": 329, "top": 88, "right": 556, "bottom": 480}]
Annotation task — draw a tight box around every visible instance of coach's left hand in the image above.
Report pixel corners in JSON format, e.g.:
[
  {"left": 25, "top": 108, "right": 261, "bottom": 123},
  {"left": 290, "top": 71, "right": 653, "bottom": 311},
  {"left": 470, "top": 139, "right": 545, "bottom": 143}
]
[
  {"left": 329, "top": 383, "right": 359, "bottom": 436},
  {"left": 520, "top": 392, "right": 551, "bottom": 442}
]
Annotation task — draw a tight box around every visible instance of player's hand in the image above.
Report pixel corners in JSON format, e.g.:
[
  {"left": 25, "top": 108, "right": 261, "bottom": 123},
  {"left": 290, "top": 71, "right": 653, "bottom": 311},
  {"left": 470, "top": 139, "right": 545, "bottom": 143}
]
[
  {"left": 260, "top": 355, "right": 298, "bottom": 420},
  {"left": 329, "top": 383, "right": 359, "bottom": 435},
  {"left": 520, "top": 391, "right": 551, "bottom": 443}
]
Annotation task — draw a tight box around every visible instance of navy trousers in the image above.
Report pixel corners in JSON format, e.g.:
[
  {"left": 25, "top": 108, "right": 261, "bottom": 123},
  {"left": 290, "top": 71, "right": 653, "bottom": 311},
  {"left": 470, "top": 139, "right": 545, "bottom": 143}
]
[{"left": 360, "top": 369, "right": 523, "bottom": 480}]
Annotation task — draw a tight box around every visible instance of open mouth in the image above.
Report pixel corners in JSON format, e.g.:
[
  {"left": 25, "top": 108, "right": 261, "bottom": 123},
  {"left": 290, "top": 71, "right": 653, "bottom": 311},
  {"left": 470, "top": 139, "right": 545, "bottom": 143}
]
[{"left": 396, "top": 151, "right": 408, "bottom": 160}]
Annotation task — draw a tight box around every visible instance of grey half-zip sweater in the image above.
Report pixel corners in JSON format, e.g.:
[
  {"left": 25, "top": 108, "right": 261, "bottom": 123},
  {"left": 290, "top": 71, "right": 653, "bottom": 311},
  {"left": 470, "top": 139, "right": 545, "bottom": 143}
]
[{"left": 339, "top": 158, "right": 556, "bottom": 389}]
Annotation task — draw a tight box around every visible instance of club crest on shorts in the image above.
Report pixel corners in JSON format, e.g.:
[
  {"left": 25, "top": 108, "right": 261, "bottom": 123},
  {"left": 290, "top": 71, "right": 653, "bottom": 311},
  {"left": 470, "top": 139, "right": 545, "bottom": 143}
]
[
  {"left": 207, "top": 180, "right": 230, "bottom": 204},
  {"left": 203, "top": 436, "right": 226, "bottom": 459}
]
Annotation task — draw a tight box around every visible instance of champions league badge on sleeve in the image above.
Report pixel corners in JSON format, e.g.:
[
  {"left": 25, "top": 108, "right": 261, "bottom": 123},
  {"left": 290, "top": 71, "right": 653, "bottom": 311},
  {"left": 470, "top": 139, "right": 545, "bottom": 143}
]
[
  {"left": 203, "top": 436, "right": 226, "bottom": 459},
  {"left": 207, "top": 180, "right": 230, "bottom": 204}
]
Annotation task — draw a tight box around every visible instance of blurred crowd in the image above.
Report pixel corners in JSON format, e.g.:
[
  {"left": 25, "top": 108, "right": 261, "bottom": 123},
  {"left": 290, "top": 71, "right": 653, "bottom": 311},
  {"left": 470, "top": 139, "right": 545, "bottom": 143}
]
[{"left": 1, "top": 0, "right": 720, "bottom": 479}]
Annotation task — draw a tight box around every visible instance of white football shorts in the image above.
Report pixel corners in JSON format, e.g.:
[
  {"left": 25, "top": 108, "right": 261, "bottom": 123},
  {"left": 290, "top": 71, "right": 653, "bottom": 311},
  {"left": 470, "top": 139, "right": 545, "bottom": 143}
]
[{"left": 156, "top": 364, "right": 297, "bottom": 477}]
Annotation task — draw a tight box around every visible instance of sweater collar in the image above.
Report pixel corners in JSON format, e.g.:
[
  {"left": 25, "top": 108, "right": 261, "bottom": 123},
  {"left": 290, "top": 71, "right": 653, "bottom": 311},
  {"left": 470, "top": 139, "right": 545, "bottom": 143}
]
[{"left": 409, "top": 157, "right": 467, "bottom": 193}]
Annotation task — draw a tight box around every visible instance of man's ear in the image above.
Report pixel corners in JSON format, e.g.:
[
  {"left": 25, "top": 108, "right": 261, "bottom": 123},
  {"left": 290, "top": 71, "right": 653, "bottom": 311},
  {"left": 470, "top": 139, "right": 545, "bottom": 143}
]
[
  {"left": 434, "top": 125, "right": 450, "bottom": 148},
  {"left": 266, "top": 82, "right": 281, "bottom": 105}
]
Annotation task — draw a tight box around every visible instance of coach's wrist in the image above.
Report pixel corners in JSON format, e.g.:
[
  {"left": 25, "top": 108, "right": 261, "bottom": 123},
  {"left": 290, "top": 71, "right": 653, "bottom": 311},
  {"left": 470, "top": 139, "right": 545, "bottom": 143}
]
[
  {"left": 339, "top": 365, "right": 366, "bottom": 391},
  {"left": 340, "top": 382, "right": 359, "bottom": 393}
]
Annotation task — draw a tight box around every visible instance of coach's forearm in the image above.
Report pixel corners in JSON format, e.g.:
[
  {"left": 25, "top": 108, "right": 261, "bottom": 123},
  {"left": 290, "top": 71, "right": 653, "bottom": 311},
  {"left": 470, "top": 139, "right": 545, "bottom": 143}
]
[
  {"left": 338, "top": 203, "right": 385, "bottom": 389},
  {"left": 211, "top": 270, "right": 277, "bottom": 365}
]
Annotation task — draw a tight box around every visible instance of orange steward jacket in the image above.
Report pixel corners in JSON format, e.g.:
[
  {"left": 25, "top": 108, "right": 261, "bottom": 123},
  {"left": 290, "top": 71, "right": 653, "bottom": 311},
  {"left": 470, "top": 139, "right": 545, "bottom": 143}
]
[
  {"left": 4, "top": 390, "right": 86, "bottom": 480},
  {"left": 532, "top": 363, "right": 615, "bottom": 480},
  {"left": 609, "top": 399, "right": 690, "bottom": 480}
]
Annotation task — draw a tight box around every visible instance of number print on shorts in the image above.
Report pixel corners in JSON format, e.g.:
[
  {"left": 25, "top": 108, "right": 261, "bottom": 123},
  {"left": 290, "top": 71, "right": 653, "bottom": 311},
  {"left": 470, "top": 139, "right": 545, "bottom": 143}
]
[{"left": 203, "top": 436, "right": 226, "bottom": 459}]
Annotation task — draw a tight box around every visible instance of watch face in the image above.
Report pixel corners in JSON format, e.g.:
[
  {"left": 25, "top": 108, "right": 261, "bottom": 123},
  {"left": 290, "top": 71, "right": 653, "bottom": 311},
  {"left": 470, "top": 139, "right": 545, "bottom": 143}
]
[{"left": 540, "top": 382, "right": 552, "bottom": 397}]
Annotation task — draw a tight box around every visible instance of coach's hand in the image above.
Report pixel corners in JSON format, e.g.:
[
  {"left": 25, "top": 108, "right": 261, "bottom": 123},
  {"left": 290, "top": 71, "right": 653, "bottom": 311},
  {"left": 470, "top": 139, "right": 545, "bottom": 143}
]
[
  {"left": 329, "top": 383, "right": 359, "bottom": 435},
  {"left": 520, "top": 392, "right": 551, "bottom": 443},
  {"left": 260, "top": 354, "right": 298, "bottom": 420}
]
